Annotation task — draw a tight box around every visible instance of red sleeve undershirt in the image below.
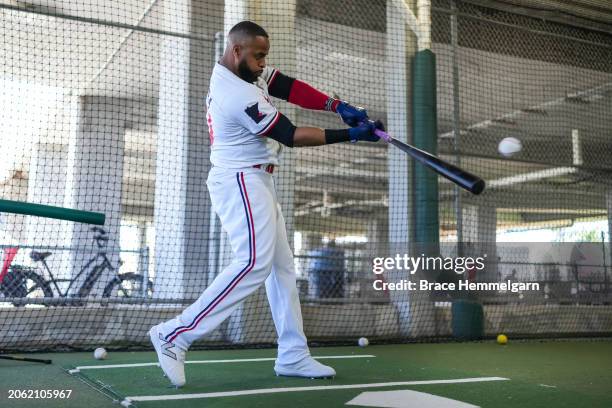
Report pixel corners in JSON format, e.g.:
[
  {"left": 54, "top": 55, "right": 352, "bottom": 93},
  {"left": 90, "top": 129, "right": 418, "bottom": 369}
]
[
  {"left": 268, "top": 71, "right": 340, "bottom": 112},
  {"left": 288, "top": 80, "right": 340, "bottom": 111}
]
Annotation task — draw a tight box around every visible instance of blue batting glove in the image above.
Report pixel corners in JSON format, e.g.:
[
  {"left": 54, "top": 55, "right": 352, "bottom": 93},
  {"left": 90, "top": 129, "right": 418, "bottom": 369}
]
[
  {"left": 336, "top": 101, "right": 368, "bottom": 127},
  {"left": 348, "top": 120, "right": 381, "bottom": 143}
]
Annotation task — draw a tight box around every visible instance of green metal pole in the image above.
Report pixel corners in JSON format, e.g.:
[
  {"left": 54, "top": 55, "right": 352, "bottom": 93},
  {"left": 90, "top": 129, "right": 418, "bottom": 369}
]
[
  {"left": 412, "top": 49, "right": 439, "bottom": 244},
  {"left": 0, "top": 199, "right": 105, "bottom": 225}
]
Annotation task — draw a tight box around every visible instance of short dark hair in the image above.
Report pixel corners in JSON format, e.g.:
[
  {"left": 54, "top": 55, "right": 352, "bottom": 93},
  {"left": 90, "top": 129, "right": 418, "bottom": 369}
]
[{"left": 228, "top": 21, "right": 268, "bottom": 39}]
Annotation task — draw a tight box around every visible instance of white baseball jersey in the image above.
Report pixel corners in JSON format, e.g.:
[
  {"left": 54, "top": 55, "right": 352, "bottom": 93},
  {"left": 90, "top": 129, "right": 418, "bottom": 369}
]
[
  {"left": 154, "top": 62, "right": 317, "bottom": 374},
  {"left": 206, "top": 63, "right": 282, "bottom": 168}
]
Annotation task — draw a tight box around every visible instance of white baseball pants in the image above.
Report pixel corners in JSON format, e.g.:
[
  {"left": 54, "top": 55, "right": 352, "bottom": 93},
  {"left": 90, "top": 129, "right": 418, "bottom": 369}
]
[{"left": 158, "top": 165, "right": 310, "bottom": 365}]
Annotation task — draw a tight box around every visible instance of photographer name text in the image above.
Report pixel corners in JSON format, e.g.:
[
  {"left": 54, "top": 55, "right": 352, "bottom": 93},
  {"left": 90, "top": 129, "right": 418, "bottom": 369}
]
[{"left": 373, "top": 279, "right": 539, "bottom": 292}]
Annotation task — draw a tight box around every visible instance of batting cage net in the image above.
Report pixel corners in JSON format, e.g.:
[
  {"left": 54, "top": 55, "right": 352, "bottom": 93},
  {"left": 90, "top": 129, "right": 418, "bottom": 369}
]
[{"left": 1, "top": 0, "right": 611, "bottom": 352}]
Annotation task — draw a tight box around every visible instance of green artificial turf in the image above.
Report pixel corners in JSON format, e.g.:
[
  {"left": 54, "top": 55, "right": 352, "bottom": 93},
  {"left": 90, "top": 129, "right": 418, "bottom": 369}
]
[{"left": 1, "top": 340, "right": 610, "bottom": 407}]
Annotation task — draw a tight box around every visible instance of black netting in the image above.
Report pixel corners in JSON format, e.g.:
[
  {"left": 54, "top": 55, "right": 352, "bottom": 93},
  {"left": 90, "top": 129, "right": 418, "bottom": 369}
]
[{"left": 0, "top": 0, "right": 611, "bottom": 352}]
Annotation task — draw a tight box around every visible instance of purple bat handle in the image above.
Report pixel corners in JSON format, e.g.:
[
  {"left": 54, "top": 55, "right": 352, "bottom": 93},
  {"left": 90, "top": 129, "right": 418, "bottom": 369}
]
[
  {"left": 374, "top": 128, "right": 391, "bottom": 142},
  {"left": 357, "top": 120, "right": 390, "bottom": 142}
]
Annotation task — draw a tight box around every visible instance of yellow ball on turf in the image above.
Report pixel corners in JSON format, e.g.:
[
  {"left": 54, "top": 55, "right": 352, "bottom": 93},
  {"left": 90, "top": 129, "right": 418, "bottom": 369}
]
[{"left": 497, "top": 334, "right": 508, "bottom": 345}]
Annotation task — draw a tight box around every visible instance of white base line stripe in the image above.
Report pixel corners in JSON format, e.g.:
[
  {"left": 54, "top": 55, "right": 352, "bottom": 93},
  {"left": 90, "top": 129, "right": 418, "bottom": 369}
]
[
  {"left": 126, "top": 377, "right": 509, "bottom": 402},
  {"left": 73, "top": 355, "right": 376, "bottom": 371}
]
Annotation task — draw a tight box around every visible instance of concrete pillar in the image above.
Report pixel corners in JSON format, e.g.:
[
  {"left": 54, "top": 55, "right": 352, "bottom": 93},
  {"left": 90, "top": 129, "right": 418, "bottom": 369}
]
[
  {"left": 26, "top": 142, "right": 69, "bottom": 280},
  {"left": 2, "top": 83, "right": 65, "bottom": 249},
  {"left": 134, "top": 221, "right": 148, "bottom": 280},
  {"left": 607, "top": 190, "right": 612, "bottom": 245},
  {"left": 462, "top": 205, "right": 497, "bottom": 282},
  {"left": 386, "top": 0, "right": 416, "bottom": 245},
  {"left": 606, "top": 190, "right": 612, "bottom": 289},
  {"left": 223, "top": 0, "right": 297, "bottom": 344},
  {"left": 154, "top": 0, "right": 212, "bottom": 299},
  {"left": 365, "top": 216, "right": 389, "bottom": 300},
  {"left": 296, "top": 232, "right": 321, "bottom": 296},
  {"left": 64, "top": 96, "right": 126, "bottom": 296},
  {"left": 462, "top": 205, "right": 497, "bottom": 243},
  {"left": 385, "top": 0, "right": 436, "bottom": 337},
  {"left": 20, "top": 93, "right": 79, "bottom": 283}
]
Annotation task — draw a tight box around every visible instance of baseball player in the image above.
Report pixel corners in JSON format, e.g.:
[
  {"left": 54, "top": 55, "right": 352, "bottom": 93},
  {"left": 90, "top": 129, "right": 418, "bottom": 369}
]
[{"left": 150, "top": 20, "right": 382, "bottom": 387}]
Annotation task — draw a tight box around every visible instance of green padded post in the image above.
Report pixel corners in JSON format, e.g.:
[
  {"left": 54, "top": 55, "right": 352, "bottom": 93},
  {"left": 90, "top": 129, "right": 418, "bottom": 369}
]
[
  {"left": 413, "top": 51, "right": 484, "bottom": 334},
  {"left": 412, "top": 49, "right": 439, "bottom": 244},
  {"left": 452, "top": 299, "right": 485, "bottom": 340},
  {"left": 0, "top": 199, "right": 105, "bottom": 225}
]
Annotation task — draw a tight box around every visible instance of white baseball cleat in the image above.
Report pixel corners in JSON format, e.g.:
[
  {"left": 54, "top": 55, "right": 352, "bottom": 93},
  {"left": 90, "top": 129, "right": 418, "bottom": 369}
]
[
  {"left": 149, "top": 325, "right": 186, "bottom": 387},
  {"left": 274, "top": 356, "right": 336, "bottom": 378}
]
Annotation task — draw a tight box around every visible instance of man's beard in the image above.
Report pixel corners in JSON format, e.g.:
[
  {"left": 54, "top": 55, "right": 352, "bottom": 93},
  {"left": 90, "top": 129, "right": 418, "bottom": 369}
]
[{"left": 237, "top": 59, "right": 258, "bottom": 83}]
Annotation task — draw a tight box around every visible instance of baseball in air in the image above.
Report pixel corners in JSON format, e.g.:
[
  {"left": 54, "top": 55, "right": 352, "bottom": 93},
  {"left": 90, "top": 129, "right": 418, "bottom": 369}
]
[
  {"left": 94, "top": 347, "right": 108, "bottom": 360},
  {"left": 498, "top": 137, "right": 522, "bottom": 157},
  {"left": 358, "top": 337, "right": 369, "bottom": 347}
]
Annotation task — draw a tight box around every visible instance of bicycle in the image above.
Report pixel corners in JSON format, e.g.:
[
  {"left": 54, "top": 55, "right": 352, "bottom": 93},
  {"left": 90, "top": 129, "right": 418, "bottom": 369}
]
[
  {"left": 0, "top": 257, "right": 53, "bottom": 304},
  {"left": 0, "top": 227, "right": 153, "bottom": 305}
]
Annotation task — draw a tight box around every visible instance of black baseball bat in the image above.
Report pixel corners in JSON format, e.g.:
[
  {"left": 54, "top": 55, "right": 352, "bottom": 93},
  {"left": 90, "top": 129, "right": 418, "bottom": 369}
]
[{"left": 376, "top": 129, "right": 485, "bottom": 195}]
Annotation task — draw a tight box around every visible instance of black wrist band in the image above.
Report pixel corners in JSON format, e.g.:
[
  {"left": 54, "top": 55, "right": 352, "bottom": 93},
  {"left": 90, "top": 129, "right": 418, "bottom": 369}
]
[{"left": 324, "top": 128, "right": 350, "bottom": 144}]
